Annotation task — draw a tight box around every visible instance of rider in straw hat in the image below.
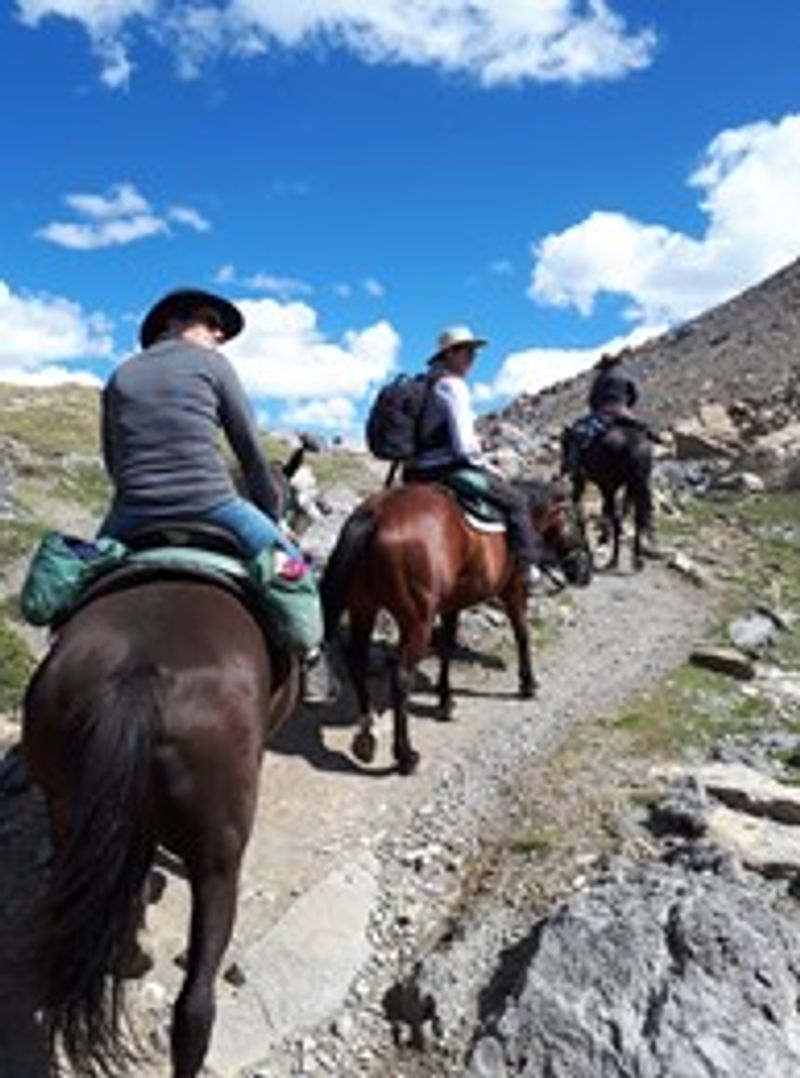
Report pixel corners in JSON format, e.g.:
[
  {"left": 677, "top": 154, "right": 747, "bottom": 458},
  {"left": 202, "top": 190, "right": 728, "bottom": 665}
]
[{"left": 403, "top": 325, "right": 543, "bottom": 591}]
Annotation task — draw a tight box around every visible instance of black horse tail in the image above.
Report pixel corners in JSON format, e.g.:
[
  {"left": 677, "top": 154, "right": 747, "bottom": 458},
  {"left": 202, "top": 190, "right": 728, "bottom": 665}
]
[
  {"left": 36, "top": 665, "right": 158, "bottom": 1075},
  {"left": 319, "top": 506, "right": 378, "bottom": 640}
]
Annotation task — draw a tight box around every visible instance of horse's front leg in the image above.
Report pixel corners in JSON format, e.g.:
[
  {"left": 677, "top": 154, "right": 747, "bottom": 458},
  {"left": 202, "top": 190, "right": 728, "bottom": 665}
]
[
  {"left": 503, "top": 576, "right": 536, "bottom": 699},
  {"left": 435, "top": 612, "right": 458, "bottom": 721}
]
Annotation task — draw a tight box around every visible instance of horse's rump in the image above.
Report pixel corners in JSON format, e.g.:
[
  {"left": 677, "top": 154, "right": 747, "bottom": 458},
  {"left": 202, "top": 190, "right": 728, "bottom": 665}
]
[{"left": 22, "top": 578, "right": 296, "bottom": 1076}]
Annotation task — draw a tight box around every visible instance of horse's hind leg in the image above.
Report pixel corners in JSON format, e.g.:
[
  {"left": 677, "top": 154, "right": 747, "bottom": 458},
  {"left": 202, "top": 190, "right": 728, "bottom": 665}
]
[
  {"left": 435, "top": 613, "right": 458, "bottom": 721},
  {"left": 602, "top": 490, "right": 621, "bottom": 569},
  {"left": 348, "top": 608, "right": 379, "bottom": 764},
  {"left": 392, "top": 621, "right": 433, "bottom": 775},
  {"left": 171, "top": 858, "right": 241, "bottom": 1078}
]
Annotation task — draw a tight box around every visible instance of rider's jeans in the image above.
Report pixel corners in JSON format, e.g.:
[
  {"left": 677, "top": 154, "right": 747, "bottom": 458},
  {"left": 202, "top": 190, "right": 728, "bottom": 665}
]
[{"left": 99, "top": 496, "right": 301, "bottom": 560}]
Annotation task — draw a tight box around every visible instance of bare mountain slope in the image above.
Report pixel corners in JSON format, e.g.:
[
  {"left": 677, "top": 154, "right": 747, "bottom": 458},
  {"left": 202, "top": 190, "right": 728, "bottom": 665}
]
[{"left": 483, "top": 254, "right": 800, "bottom": 439}]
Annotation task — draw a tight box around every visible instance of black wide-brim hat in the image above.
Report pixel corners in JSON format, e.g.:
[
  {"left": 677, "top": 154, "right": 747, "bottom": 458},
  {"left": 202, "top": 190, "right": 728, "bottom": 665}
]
[{"left": 139, "top": 288, "right": 244, "bottom": 348}]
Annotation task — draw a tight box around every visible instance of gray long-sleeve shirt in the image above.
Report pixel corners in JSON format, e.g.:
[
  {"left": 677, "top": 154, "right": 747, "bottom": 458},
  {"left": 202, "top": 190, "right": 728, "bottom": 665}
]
[{"left": 101, "top": 337, "right": 279, "bottom": 518}]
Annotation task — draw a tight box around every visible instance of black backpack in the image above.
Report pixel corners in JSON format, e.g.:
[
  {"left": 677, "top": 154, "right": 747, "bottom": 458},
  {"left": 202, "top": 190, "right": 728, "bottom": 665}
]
[{"left": 365, "top": 373, "right": 436, "bottom": 461}]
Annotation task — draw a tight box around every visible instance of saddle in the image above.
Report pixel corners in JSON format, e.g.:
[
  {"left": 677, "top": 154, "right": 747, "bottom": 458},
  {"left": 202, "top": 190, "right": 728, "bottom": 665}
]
[
  {"left": 22, "top": 522, "right": 322, "bottom": 653},
  {"left": 437, "top": 470, "right": 506, "bottom": 532}
]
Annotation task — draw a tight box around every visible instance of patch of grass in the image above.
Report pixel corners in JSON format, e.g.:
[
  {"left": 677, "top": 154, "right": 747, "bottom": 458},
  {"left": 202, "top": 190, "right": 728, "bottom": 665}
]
[
  {"left": 614, "top": 662, "right": 766, "bottom": 758},
  {"left": 0, "top": 519, "right": 45, "bottom": 568},
  {"left": 54, "top": 460, "right": 111, "bottom": 513},
  {"left": 510, "top": 823, "right": 554, "bottom": 856},
  {"left": 0, "top": 384, "right": 100, "bottom": 457},
  {"left": 0, "top": 614, "right": 36, "bottom": 712}
]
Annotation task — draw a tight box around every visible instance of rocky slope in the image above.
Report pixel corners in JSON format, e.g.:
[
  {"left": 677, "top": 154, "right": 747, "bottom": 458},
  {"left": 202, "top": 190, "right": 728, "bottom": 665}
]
[{"left": 481, "top": 253, "right": 800, "bottom": 450}]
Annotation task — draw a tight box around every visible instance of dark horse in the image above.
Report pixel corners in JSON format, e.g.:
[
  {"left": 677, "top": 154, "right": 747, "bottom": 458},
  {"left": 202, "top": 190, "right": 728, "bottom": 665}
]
[
  {"left": 320, "top": 478, "right": 592, "bottom": 775},
  {"left": 562, "top": 420, "right": 655, "bottom": 571},
  {"left": 22, "top": 577, "right": 299, "bottom": 1078}
]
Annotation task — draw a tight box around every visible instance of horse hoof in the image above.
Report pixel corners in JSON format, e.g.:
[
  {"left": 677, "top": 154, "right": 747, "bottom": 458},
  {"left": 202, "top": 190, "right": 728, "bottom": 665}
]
[
  {"left": 435, "top": 704, "right": 454, "bottom": 722},
  {"left": 397, "top": 750, "right": 420, "bottom": 775},
  {"left": 352, "top": 729, "right": 376, "bottom": 764},
  {"left": 519, "top": 683, "right": 537, "bottom": 700}
]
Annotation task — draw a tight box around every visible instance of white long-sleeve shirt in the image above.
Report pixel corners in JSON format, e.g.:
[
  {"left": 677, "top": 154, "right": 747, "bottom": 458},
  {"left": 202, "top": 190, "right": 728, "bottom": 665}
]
[{"left": 412, "top": 373, "right": 483, "bottom": 470}]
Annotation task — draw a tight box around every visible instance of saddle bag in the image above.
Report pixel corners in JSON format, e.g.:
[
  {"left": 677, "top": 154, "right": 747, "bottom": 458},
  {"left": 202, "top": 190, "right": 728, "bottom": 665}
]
[{"left": 21, "top": 532, "right": 127, "bottom": 626}]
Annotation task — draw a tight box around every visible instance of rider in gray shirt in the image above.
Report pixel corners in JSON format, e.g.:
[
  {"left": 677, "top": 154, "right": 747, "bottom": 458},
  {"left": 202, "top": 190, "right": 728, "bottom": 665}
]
[{"left": 99, "top": 288, "right": 295, "bottom": 559}]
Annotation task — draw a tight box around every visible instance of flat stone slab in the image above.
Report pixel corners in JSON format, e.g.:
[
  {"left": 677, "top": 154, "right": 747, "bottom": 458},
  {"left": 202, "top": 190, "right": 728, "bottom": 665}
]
[
  {"left": 657, "top": 761, "right": 800, "bottom": 826},
  {"left": 207, "top": 853, "right": 378, "bottom": 1074},
  {"left": 707, "top": 804, "right": 800, "bottom": 877}
]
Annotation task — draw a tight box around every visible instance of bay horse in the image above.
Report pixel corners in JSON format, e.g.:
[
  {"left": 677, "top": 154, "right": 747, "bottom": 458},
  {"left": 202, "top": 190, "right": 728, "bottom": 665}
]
[
  {"left": 562, "top": 420, "right": 655, "bottom": 571},
  {"left": 22, "top": 575, "right": 299, "bottom": 1078},
  {"left": 320, "top": 478, "right": 592, "bottom": 775}
]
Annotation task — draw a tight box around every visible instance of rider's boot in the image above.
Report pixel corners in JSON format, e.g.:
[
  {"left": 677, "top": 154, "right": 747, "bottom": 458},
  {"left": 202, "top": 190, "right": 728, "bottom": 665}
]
[{"left": 302, "top": 644, "right": 339, "bottom": 705}]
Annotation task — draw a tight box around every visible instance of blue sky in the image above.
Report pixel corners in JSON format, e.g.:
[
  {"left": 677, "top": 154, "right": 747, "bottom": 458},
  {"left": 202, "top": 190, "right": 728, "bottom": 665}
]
[{"left": 2, "top": 2, "right": 800, "bottom": 437}]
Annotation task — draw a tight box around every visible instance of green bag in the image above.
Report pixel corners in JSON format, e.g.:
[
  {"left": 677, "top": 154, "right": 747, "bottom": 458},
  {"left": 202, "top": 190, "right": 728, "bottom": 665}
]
[
  {"left": 20, "top": 532, "right": 127, "bottom": 627},
  {"left": 247, "top": 549, "right": 323, "bottom": 655}
]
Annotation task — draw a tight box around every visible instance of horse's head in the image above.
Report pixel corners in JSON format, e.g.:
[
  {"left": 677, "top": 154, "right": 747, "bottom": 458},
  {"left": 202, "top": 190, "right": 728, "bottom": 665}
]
[{"left": 521, "top": 478, "right": 593, "bottom": 586}]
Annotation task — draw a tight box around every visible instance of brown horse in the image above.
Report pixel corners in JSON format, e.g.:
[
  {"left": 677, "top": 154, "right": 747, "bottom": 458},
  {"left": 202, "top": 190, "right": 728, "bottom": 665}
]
[
  {"left": 22, "top": 576, "right": 298, "bottom": 1078},
  {"left": 320, "top": 478, "right": 592, "bottom": 775}
]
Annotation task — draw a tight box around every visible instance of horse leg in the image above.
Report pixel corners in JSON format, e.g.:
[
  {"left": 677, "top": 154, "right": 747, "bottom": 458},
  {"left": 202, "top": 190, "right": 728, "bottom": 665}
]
[
  {"left": 435, "top": 613, "right": 458, "bottom": 721},
  {"left": 171, "top": 859, "right": 241, "bottom": 1078},
  {"left": 503, "top": 579, "right": 536, "bottom": 698},
  {"left": 391, "top": 622, "right": 433, "bottom": 775},
  {"left": 602, "top": 490, "right": 621, "bottom": 569},
  {"left": 348, "top": 609, "right": 379, "bottom": 764},
  {"left": 631, "top": 479, "right": 655, "bottom": 570}
]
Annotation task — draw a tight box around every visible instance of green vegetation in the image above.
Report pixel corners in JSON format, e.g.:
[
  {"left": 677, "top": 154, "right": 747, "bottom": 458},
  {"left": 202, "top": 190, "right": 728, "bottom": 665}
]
[
  {"left": 614, "top": 489, "right": 800, "bottom": 762},
  {"left": 54, "top": 460, "right": 111, "bottom": 513},
  {"left": 614, "top": 663, "right": 766, "bottom": 757},
  {"left": 0, "top": 384, "right": 100, "bottom": 457},
  {"left": 0, "top": 613, "right": 36, "bottom": 713},
  {"left": 510, "top": 822, "right": 555, "bottom": 856}
]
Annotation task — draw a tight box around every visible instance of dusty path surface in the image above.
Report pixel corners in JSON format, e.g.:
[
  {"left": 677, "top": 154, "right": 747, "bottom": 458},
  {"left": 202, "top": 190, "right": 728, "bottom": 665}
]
[{"left": 0, "top": 559, "right": 713, "bottom": 1077}]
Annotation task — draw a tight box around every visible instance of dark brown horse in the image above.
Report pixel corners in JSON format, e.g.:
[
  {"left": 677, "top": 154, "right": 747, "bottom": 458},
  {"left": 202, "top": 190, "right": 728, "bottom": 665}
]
[
  {"left": 22, "top": 577, "right": 299, "bottom": 1078},
  {"left": 320, "top": 478, "right": 592, "bottom": 775},
  {"left": 562, "top": 421, "right": 655, "bottom": 570}
]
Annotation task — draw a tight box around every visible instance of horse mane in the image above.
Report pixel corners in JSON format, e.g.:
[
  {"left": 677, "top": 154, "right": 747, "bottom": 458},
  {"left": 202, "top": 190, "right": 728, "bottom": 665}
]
[{"left": 512, "top": 476, "right": 564, "bottom": 512}]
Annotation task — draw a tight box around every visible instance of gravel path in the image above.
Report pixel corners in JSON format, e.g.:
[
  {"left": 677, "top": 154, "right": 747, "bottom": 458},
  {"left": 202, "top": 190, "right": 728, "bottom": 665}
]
[{"left": 0, "top": 558, "right": 714, "bottom": 1077}]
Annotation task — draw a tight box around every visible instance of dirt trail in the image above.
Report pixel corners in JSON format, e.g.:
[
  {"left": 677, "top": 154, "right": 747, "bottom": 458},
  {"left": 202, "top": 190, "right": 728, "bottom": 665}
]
[{"left": 0, "top": 558, "right": 713, "bottom": 1076}]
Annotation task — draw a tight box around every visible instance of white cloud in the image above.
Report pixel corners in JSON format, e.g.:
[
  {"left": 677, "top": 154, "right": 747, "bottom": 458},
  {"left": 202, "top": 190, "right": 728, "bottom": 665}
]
[
  {"left": 15, "top": 0, "right": 155, "bottom": 88},
  {"left": 530, "top": 113, "right": 800, "bottom": 327},
  {"left": 478, "top": 325, "right": 663, "bottom": 403},
  {"left": 35, "top": 182, "right": 211, "bottom": 250},
  {"left": 226, "top": 296, "right": 400, "bottom": 399},
  {"left": 16, "top": 0, "right": 656, "bottom": 88},
  {"left": 363, "top": 277, "right": 386, "bottom": 298},
  {"left": 0, "top": 280, "right": 112, "bottom": 382},
  {"left": 215, "top": 264, "right": 313, "bottom": 300},
  {"left": 277, "top": 395, "right": 357, "bottom": 431}
]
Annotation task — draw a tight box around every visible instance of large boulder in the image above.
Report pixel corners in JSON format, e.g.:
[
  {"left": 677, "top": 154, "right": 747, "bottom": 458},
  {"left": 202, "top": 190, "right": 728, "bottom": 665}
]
[{"left": 469, "top": 855, "right": 800, "bottom": 1078}]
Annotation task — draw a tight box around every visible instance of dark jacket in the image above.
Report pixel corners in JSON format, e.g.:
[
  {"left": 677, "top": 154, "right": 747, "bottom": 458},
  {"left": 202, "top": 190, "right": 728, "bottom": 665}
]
[{"left": 588, "top": 363, "right": 638, "bottom": 415}]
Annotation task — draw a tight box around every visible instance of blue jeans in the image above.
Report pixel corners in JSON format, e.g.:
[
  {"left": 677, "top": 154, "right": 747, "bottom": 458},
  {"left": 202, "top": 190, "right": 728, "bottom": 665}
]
[{"left": 99, "top": 496, "right": 301, "bottom": 560}]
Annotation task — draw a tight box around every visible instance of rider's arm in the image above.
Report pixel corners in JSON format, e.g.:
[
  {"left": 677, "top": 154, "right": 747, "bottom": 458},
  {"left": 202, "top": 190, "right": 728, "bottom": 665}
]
[
  {"left": 100, "top": 381, "right": 118, "bottom": 480},
  {"left": 214, "top": 353, "right": 281, "bottom": 520}
]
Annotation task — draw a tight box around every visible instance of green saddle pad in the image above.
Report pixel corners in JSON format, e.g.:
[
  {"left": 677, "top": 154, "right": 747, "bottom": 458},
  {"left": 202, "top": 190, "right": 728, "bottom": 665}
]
[
  {"left": 441, "top": 469, "right": 505, "bottom": 525},
  {"left": 21, "top": 532, "right": 322, "bottom": 655}
]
